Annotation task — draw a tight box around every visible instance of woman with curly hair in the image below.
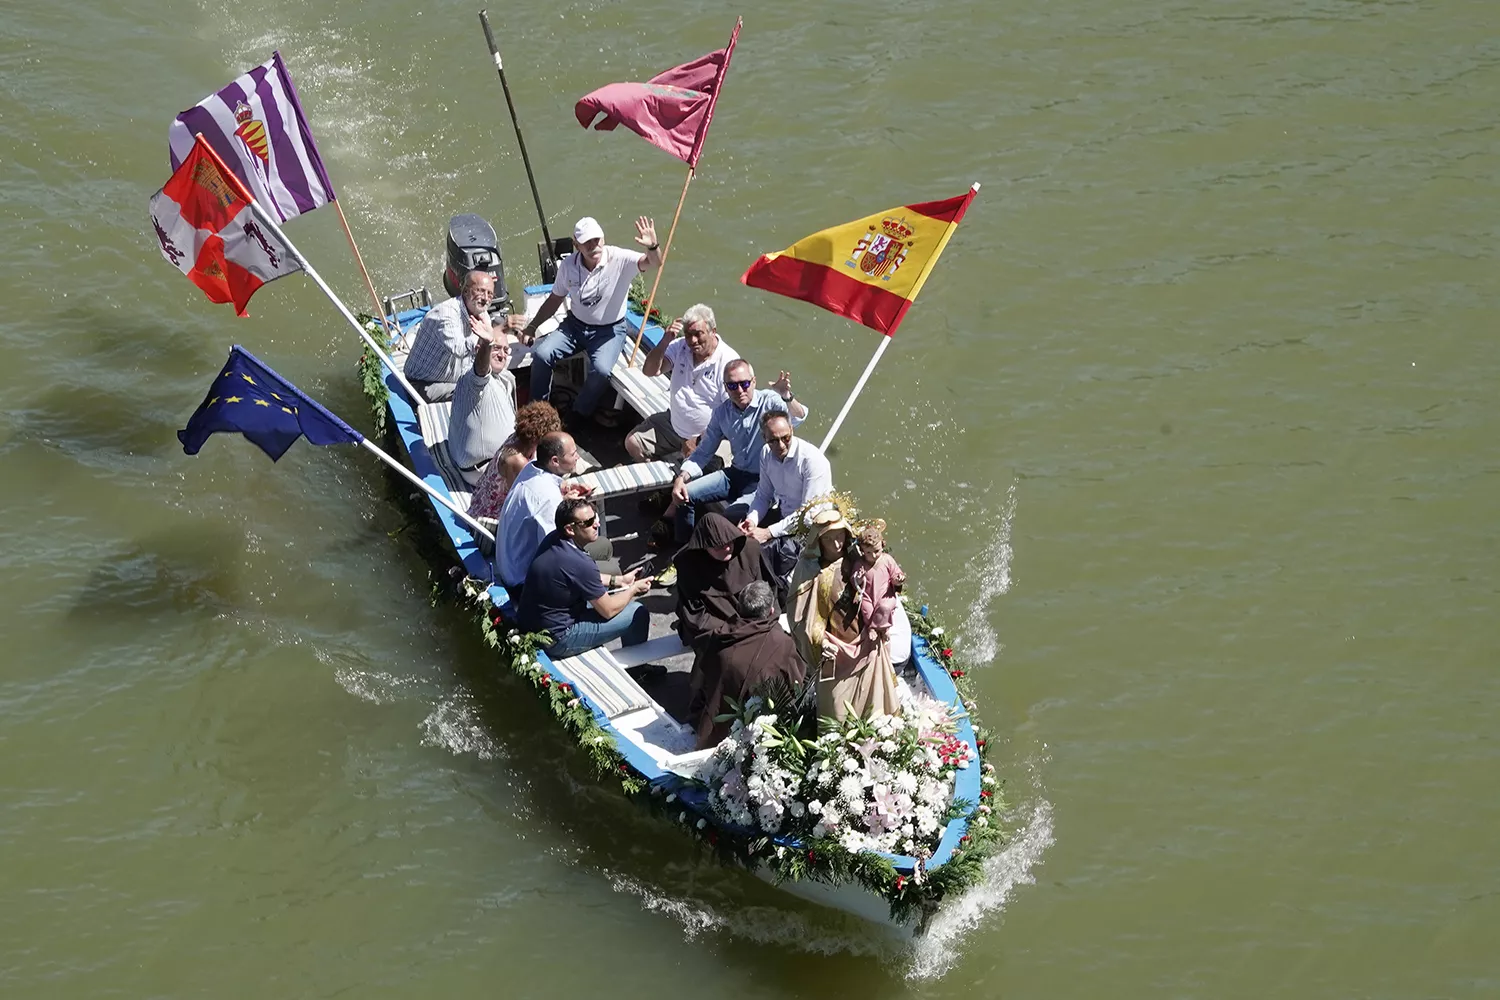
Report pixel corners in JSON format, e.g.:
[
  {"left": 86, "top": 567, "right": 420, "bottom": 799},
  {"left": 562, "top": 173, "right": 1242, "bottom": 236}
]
[{"left": 467, "top": 400, "right": 562, "bottom": 519}]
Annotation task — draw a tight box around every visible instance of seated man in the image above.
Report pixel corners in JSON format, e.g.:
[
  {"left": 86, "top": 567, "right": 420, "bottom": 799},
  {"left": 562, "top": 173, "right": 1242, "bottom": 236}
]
[
  {"left": 670, "top": 359, "right": 807, "bottom": 543},
  {"left": 403, "top": 270, "right": 523, "bottom": 403},
  {"left": 688, "top": 581, "right": 805, "bottom": 749},
  {"left": 625, "top": 303, "right": 736, "bottom": 462},
  {"left": 517, "top": 499, "right": 653, "bottom": 660},
  {"left": 446, "top": 323, "right": 515, "bottom": 487},
  {"left": 519, "top": 216, "right": 663, "bottom": 424},
  {"left": 741, "top": 411, "right": 834, "bottom": 599},
  {"left": 496, "top": 431, "right": 591, "bottom": 590}
]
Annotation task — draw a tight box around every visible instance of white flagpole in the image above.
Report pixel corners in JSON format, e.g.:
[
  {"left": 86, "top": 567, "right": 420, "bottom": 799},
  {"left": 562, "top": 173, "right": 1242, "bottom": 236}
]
[
  {"left": 819, "top": 335, "right": 892, "bottom": 452},
  {"left": 357, "top": 439, "right": 495, "bottom": 543},
  {"left": 245, "top": 199, "right": 423, "bottom": 405}
]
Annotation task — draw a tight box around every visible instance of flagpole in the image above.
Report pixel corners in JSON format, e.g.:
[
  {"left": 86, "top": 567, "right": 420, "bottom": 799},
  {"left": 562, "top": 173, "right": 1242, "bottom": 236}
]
[
  {"left": 357, "top": 438, "right": 495, "bottom": 542},
  {"left": 243, "top": 199, "right": 423, "bottom": 406},
  {"left": 332, "top": 200, "right": 394, "bottom": 336},
  {"left": 626, "top": 166, "right": 695, "bottom": 366},
  {"left": 479, "top": 9, "right": 555, "bottom": 256},
  {"left": 819, "top": 336, "right": 891, "bottom": 452}
]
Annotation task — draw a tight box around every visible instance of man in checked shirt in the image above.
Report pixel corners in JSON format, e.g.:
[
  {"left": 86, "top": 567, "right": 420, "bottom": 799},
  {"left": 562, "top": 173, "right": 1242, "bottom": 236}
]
[{"left": 403, "top": 270, "right": 525, "bottom": 403}]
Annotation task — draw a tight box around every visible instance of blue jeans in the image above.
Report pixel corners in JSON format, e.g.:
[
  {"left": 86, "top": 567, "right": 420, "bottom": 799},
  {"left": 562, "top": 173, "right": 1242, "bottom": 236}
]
[
  {"left": 530, "top": 314, "right": 628, "bottom": 416},
  {"left": 546, "top": 601, "right": 650, "bottom": 659},
  {"left": 675, "top": 466, "right": 760, "bottom": 543}
]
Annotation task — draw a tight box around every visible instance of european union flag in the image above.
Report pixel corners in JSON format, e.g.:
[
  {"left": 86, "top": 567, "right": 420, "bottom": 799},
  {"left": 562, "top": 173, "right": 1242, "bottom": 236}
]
[{"left": 178, "top": 346, "right": 363, "bottom": 460}]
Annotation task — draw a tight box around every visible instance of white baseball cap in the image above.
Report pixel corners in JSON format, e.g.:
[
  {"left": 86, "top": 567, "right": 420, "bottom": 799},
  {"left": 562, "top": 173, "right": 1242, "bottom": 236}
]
[{"left": 573, "top": 217, "right": 604, "bottom": 244}]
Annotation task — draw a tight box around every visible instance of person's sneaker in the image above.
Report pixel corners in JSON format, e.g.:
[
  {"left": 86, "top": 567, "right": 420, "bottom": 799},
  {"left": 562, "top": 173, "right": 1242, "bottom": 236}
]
[{"left": 653, "top": 565, "right": 678, "bottom": 589}]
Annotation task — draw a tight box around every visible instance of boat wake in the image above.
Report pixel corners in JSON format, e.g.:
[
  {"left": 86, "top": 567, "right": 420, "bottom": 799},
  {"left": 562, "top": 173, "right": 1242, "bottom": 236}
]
[
  {"left": 598, "top": 789, "right": 1053, "bottom": 977},
  {"left": 906, "top": 791, "right": 1054, "bottom": 980},
  {"left": 418, "top": 691, "right": 504, "bottom": 761},
  {"left": 604, "top": 871, "right": 897, "bottom": 959},
  {"left": 956, "top": 479, "right": 1016, "bottom": 666}
]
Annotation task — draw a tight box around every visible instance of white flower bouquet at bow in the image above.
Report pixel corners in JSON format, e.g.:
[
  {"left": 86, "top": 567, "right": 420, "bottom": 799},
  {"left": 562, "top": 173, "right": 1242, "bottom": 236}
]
[
  {"left": 702, "top": 701, "right": 809, "bottom": 834},
  {"left": 702, "top": 691, "right": 973, "bottom": 858}
]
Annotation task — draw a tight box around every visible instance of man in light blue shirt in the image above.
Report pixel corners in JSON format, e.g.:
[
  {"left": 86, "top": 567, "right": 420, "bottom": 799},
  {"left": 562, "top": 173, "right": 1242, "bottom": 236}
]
[
  {"left": 669, "top": 358, "right": 808, "bottom": 543},
  {"left": 497, "top": 431, "right": 591, "bottom": 589}
]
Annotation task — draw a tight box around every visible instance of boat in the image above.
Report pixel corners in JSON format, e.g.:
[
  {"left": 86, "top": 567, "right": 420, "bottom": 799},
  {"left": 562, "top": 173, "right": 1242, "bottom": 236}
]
[{"left": 354, "top": 217, "right": 1004, "bottom": 934}]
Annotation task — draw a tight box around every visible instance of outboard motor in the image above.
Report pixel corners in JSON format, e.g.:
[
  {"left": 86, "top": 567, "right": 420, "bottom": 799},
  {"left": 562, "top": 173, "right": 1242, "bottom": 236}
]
[{"left": 442, "top": 213, "right": 510, "bottom": 313}]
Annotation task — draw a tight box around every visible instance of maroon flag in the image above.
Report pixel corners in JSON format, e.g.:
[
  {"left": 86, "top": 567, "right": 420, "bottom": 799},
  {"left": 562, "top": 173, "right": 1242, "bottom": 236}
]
[{"left": 574, "top": 18, "right": 741, "bottom": 167}]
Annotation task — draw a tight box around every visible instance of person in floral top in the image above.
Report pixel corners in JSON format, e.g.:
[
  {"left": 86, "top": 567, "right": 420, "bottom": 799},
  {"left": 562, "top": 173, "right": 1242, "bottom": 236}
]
[{"left": 467, "top": 400, "right": 562, "bottom": 520}]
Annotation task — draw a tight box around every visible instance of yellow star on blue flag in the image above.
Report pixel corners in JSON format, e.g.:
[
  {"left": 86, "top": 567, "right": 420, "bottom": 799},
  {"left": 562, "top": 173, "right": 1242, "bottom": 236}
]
[{"left": 178, "top": 346, "right": 363, "bottom": 460}]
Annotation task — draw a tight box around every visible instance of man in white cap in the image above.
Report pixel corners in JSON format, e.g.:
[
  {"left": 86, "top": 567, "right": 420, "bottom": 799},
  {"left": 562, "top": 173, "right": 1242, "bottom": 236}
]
[{"left": 519, "top": 215, "right": 663, "bottom": 424}]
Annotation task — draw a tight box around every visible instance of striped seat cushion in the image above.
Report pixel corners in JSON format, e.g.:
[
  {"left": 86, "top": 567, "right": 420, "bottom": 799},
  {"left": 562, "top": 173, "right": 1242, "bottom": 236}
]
[
  {"left": 415, "top": 401, "right": 474, "bottom": 511},
  {"left": 552, "top": 646, "right": 654, "bottom": 719},
  {"left": 569, "top": 461, "right": 675, "bottom": 500},
  {"left": 610, "top": 356, "right": 671, "bottom": 418}
]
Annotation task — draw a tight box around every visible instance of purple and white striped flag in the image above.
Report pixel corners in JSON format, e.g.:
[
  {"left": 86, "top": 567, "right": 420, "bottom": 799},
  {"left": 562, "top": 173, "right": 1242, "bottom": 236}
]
[{"left": 168, "top": 51, "right": 336, "bottom": 224}]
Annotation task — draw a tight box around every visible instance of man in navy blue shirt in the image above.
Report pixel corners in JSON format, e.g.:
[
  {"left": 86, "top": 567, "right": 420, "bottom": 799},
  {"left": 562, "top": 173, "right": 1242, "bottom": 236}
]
[{"left": 517, "top": 498, "right": 654, "bottom": 659}]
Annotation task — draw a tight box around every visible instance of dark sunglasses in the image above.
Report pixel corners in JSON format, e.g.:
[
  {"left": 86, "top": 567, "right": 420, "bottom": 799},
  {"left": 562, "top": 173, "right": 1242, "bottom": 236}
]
[
  {"left": 571, "top": 514, "right": 598, "bottom": 529},
  {"left": 725, "top": 379, "right": 754, "bottom": 391}
]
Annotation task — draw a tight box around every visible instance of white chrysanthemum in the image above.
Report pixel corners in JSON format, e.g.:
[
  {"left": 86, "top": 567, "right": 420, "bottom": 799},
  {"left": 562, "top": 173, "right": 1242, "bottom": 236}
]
[
  {"left": 838, "top": 774, "right": 865, "bottom": 805},
  {"left": 879, "top": 739, "right": 898, "bottom": 754},
  {"left": 894, "top": 771, "right": 919, "bottom": 796},
  {"left": 808, "top": 800, "right": 823, "bottom": 815},
  {"left": 842, "top": 757, "right": 859, "bottom": 773},
  {"left": 902, "top": 838, "right": 918, "bottom": 855},
  {"left": 821, "top": 805, "right": 843, "bottom": 828},
  {"left": 839, "top": 829, "right": 867, "bottom": 853}
]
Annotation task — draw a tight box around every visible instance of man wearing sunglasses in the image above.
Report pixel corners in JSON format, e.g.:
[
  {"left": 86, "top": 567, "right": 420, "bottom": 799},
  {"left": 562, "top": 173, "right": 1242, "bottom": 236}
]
[
  {"left": 626, "top": 303, "right": 736, "bottom": 463},
  {"left": 669, "top": 358, "right": 809, "bottom": 543},
  {"left": 516, "top": 498, "right": 653, "bottom": 660}
]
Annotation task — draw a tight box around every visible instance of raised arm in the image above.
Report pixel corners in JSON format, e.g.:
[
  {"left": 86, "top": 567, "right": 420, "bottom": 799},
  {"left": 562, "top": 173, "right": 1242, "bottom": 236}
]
[{"left": 643, "top": 318, "right": 682, "bottom": 377}]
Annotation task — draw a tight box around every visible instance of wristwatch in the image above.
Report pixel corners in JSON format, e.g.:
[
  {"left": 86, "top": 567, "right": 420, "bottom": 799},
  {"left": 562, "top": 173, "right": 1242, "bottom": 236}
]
[{"left": 782, "top": 392, "right": 795, "bottom": 402}]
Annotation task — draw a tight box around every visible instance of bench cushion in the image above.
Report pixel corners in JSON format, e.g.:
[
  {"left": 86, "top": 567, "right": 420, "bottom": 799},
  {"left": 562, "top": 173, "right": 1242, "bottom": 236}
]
[{"left": 552, "top": 645, "right": 655, "bottom": 719}]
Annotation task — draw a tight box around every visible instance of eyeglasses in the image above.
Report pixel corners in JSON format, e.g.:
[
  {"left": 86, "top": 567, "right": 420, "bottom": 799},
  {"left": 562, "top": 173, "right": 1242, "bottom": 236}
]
[
  {"left": 725, "top": 379, "right": 754, "bottom": 391},
  {"left": 571, "top": 514, "right": 598, "bottom": 529}
]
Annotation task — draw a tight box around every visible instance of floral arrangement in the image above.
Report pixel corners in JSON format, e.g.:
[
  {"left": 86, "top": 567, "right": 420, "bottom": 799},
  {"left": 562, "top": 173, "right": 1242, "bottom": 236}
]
[{"left": 704, "top": 691, "right": 973, "bottom": 859}]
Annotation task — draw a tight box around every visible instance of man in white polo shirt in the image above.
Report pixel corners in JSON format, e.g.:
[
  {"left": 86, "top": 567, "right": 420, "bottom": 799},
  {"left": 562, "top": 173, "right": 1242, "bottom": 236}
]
[
  {"left": 625, "top": 302, "right": 735, "bottom": 462},
  {"left": 519, "top": 215, "right": 663, "bottom": 423}
]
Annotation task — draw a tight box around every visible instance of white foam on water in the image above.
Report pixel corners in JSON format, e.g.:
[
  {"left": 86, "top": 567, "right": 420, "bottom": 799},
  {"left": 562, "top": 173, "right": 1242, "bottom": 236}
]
[
  {"left": 419, "top": 692, "right": 502, "bottom": 760},
  {"left": 333, "top": 666, "right": 419, "bottom": 705},
  {"left": 957, "top": 479, "right": 1017, "bottom": 665},
  {"left": 905, "top": 794, "right": 1055, "bottom": 981}
]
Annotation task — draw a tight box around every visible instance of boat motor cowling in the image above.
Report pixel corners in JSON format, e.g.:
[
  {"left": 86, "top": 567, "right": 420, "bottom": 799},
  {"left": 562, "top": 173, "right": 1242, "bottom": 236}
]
[{"left": 442, "top": 213, "right": 510, "bottom": 314}]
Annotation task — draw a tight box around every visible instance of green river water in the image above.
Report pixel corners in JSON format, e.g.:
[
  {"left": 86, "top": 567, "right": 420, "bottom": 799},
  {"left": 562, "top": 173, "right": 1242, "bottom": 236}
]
[{"left": 2, "top": 0, "right": 1496, "bottom": 995}]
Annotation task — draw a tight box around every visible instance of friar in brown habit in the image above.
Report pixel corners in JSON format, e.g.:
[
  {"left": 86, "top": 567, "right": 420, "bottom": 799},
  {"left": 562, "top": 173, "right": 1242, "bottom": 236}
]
[
  {"left": 688, "top": 581, "right": 806, "bottom": 749},
  {"left": 673, "top": 511, "right": 764, "bottom": 646}
]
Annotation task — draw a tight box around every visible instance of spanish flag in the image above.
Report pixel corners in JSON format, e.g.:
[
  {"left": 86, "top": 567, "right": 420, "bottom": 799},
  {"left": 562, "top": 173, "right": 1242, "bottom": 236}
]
[{"left": 741, "top": 184, "right": 978, "bottom": 336}]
